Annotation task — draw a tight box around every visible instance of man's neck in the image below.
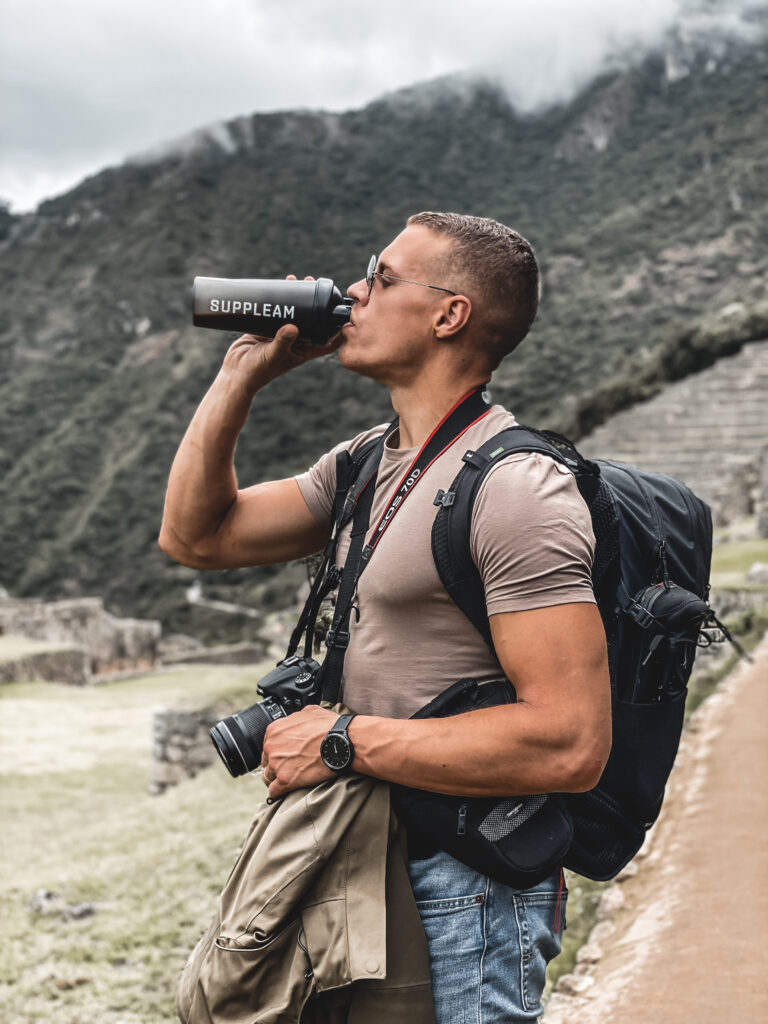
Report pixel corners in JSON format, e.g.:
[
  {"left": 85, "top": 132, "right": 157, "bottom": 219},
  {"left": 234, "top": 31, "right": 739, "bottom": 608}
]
[{"left": 388, "top": 377, "right": 488, "bottom": 450}]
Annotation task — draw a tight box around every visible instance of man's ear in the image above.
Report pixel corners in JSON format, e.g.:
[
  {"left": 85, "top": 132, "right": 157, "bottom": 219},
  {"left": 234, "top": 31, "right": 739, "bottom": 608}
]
[{"left": 433, "top": 295, "right": 472, "bottom": 339}]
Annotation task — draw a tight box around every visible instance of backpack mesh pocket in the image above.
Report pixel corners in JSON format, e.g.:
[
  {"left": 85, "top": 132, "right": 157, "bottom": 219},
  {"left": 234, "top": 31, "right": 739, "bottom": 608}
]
[{"left": 478, "top": 795, "right": 547, "bottom": 841}]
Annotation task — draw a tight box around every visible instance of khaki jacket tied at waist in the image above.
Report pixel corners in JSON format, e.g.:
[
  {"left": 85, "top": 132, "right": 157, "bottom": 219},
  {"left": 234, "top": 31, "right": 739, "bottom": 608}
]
[{"left": 176, "top": 772, "right": 435, "bottom": 1024}]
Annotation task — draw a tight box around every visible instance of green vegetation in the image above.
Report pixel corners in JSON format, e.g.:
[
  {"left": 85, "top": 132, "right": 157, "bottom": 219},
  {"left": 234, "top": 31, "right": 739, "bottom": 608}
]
[
  {"left": 1, "top": 37, "right": 767, "bottom": 643},
  {"left": 544, "top": 874, "right": 609, "bottom": 997},
  {"left": 551, "top": 303, "right": 768, "bottom": 439},
  {"left": 710, "top": 536, "right": 768, "bottom": 589}
]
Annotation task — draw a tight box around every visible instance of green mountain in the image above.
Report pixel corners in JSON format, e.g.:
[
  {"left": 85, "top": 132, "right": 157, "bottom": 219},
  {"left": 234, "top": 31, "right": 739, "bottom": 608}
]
[{"left": 1, "top": 23, "right": 766, "bottom": 641}]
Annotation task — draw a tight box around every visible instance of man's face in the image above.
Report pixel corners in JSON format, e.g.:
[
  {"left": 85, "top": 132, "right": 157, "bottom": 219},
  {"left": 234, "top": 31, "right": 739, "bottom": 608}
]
[{"left": 338, "top": 224, "right": 456, "bottom": 385}]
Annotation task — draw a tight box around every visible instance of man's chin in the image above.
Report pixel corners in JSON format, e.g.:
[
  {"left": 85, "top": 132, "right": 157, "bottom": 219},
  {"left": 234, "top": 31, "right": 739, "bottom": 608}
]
[
  {"left": 338, "top": 343, "right": 383, "bottom": 383},
  {"left": 337, "top": 339, "right": 362, "bottom": 370}
]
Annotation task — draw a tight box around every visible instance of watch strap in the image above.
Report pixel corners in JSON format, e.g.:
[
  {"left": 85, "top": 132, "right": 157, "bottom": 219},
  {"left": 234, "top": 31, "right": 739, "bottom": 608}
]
[{"left": 328, "top": 713, "right": 357, "bottom": 736}]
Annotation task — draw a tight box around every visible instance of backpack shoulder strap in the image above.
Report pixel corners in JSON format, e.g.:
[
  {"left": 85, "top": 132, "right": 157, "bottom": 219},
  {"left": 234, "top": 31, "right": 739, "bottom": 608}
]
[
  {"left": 329, "top": 421, "right": 398, "bottom": 531},
  {"left": 431, "top": 426, "right": 574, "bottom": 653}
]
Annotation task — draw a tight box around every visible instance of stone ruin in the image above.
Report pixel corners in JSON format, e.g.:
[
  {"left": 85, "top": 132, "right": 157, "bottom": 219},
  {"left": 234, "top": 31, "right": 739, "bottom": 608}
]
[
  {"left": 579, "top": 340, "right": 768, "bottom": 531},
  {"left": 0, "top": 595, "right": 161, "bottom": 685},
  {"left": 149, "top": 706, "right": 222, "bottom": 795},
  {"left": 756, "top": 447, "right": 768, "bottom": 539}
]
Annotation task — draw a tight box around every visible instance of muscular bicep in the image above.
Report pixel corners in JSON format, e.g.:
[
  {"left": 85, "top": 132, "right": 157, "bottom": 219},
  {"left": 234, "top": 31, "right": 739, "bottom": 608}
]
[
  {"left": 489, "top": 603, "right": 612, "bottom": 780},
  {"left": 194, "top": 477, "right": 331, "bottom": 569}
]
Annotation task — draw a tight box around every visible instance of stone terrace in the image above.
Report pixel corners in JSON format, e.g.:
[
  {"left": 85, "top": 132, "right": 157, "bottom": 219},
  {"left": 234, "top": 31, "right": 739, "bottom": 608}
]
[
  {"left": 0, "top": 596, "right": 160, "bottom": 681},
  {"left": 578, "top": 340, "right": 768, "bottom": 525}
]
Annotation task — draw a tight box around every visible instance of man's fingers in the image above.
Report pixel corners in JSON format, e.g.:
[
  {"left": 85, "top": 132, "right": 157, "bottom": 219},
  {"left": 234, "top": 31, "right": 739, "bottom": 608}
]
[
  {"left": 260, "top": 757, "right": 276, "bottom": 785},
  {"left": 271, "top": 324, "right": 301, "bottom": 356},
  {"left": 273, "top": 323, "right": 299, "bottom": 342}
]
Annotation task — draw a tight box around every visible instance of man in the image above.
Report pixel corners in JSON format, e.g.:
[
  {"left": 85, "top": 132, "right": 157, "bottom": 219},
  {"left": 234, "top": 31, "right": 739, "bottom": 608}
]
[{"left": 159, "top": 212, "right": 612, "bottom": 1022}]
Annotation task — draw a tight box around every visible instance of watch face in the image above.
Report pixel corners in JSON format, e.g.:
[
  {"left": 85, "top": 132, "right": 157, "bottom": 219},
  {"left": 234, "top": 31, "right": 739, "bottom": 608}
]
[{"left": 321, "top": 734, "right": 352, "bottom": 771}]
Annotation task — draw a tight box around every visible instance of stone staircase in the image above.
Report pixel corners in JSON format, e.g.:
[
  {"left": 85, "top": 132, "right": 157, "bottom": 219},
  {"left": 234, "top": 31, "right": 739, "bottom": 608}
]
[{"left": 578, "top": 340, "right": 768, "bottom": 526}]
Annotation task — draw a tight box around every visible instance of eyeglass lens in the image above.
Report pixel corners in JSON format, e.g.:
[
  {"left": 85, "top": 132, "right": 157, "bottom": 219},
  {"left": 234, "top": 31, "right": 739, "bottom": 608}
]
[{"left": 366, "top": 254, "right": 378, "bottom": 295}]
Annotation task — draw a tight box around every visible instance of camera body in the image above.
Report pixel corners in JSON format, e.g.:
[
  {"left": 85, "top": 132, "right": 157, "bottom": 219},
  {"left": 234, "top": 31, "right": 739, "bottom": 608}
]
[{"left": 210, "top": 655, "right": 322, "bottom": 777}]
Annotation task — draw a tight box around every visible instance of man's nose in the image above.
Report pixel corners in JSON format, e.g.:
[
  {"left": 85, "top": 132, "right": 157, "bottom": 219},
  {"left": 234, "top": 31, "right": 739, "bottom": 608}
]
[{"left": 347, "top": 278, "right": 369, "bottom": 304}]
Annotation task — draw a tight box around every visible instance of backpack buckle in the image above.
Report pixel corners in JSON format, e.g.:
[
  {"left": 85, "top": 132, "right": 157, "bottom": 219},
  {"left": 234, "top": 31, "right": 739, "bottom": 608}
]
[
  {"left": 325, "top": 628, "right": 351, "bottom": 650},
  {"left": 625, "top": 599, "right": 660, "bottom": 631},
  {"left": 462, "top": 450, "right": 487, "bottom": 469},
  {"left": 433, "top": 489, "right": 456, "bottom": 508}
]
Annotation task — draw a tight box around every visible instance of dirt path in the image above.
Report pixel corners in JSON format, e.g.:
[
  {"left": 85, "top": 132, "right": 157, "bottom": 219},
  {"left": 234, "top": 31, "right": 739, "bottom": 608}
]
[{"left": 544, "top": 635, "right": 768, "bottom": 1024}]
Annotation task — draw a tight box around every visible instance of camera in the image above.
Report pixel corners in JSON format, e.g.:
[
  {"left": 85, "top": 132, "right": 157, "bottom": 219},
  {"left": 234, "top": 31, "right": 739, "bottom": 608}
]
[
  {"left": 210, "top": 654, "right": 322, "bottom": 777},
  {"left": 192, "top": 276, "right": 353, "bottom": 345}
]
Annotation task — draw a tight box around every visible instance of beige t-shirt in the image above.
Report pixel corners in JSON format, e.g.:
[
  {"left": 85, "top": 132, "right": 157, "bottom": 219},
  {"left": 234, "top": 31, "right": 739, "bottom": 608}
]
[{"left": 296, "top": 405, "right": 596, "bottom": 720}]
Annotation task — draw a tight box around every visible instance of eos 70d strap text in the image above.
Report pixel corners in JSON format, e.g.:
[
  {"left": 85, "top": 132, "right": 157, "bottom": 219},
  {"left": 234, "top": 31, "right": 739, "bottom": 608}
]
[{"left": 360, "top": 385, "right": 491, "bottom": 564}]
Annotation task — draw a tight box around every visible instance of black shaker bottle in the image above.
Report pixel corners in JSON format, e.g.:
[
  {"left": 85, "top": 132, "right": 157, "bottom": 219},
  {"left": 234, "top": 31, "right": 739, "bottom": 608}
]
[{"left": 192, "top": 276, "right": 353, "bottom": 345}]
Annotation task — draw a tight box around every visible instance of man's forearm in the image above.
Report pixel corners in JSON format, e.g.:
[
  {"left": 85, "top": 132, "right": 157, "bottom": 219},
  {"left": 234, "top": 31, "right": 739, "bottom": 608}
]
[
  {"left": 159, "top": 369, "right": 259, "bottom": 558},
  {"left": 348, "top": 704, "right": 606, "bottom": 796}
]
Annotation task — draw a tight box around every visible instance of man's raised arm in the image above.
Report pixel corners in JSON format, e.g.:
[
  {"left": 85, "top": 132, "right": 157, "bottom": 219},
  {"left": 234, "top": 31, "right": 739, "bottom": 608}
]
[{"left": 158, "top": 318, "right": 342, "bottom": 570}]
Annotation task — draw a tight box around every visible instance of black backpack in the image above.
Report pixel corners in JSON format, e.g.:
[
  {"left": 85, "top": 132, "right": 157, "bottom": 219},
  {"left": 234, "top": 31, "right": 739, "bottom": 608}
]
[{"left": 429, "top": 424, "right": 731, "bottom": 879}]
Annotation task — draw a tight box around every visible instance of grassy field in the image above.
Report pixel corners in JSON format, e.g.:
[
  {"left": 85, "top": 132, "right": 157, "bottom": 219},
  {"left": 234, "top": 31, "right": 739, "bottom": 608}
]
[
  {"left": 710, "top": 535, "right": 768, "bottom": 590},
  {"left": 0, "top": 636, "right": 77, "bottom": 661},
  {"left": 0, "top": 664, "right": 272, "bottom": 1024}
]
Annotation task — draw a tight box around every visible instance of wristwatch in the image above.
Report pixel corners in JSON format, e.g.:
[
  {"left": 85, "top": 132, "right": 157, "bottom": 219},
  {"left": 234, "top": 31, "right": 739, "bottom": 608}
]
[{"left": 320, "top": 714, "right": 357, "bottom": 773}]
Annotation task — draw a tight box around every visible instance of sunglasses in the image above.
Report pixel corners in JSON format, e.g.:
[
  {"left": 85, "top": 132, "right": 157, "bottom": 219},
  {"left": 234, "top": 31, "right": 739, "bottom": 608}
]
[{"left": 365, "top": 254, "right": 457, "bottom": 297}]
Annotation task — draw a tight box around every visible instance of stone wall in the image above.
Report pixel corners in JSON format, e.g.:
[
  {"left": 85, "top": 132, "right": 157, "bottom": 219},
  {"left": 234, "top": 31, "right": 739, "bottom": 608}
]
[
  {"left": 149, "top": 707, "right": 221, "bottom": 794},
  {"left": 0, "top": 647, "right": 90, "bottom": 686},
  {"left": 756, "top": 446, "right": 768, "bottom": 539},
  {"left": 0, "top": 596, "right": 161, "bottom": 676},
  {"left": 160, "top": 641, "right": 266, "bottom": 667}
]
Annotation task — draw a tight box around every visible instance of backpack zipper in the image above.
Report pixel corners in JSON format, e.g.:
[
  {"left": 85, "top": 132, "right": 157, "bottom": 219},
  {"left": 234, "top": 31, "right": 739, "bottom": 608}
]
[
  {"left": 457, "top": 804, "right": 468, "bottom": 836},
  {"left": 611, "top": 462, "right": 669, "bottom": 585}
]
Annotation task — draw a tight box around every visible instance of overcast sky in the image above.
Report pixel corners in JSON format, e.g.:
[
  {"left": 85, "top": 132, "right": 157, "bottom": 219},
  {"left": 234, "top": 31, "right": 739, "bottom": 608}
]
[{"left": 0, "top": 0, "right": 762, "bottom": 212}]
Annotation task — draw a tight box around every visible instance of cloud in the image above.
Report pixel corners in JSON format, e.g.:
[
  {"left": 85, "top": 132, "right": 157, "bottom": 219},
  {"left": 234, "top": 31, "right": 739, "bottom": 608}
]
[{"left": 0, "top": 0, "right": 763, "bottom": 211}]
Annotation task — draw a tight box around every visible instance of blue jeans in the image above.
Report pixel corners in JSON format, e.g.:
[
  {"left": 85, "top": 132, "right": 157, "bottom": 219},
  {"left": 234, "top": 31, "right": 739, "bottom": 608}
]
[{"left": 407, "top": 851, "right": 566, "bottom": 1024}]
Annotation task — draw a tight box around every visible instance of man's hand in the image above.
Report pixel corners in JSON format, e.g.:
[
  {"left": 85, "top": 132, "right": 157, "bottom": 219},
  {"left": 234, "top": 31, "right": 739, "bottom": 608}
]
[
  {"left": 261, "top": 704, "right": 341, "bottom": 800},
  {"left": 221, "top": 275, "right": 345, "bottom": 394}
]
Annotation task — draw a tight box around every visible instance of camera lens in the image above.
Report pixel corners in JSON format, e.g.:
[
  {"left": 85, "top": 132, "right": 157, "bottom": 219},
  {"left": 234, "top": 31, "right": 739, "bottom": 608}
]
[{"left": 210, "top": 698, "right": 286, "bottom": 778}]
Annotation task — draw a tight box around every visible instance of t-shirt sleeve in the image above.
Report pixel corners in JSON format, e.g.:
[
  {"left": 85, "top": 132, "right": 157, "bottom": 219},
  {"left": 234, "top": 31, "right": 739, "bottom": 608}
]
[
  {"left": 469, "top": 452, "right": 596, "bottom": 615},
  {"left": 295, "top": 424, "right": 390, "bottom": 525}
]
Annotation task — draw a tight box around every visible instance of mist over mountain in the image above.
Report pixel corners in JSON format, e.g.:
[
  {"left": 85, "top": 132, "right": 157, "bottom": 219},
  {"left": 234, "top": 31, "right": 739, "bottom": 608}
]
[
  {"left": 0, "top": 24, "right": 766, "bottom": 641},
  {"left": 2, "top": 0, "right": 765, "bottom": 212}
]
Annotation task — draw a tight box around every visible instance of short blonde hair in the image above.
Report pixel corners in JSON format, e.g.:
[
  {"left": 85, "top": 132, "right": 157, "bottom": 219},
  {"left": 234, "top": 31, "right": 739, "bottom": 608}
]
[{"left": 407, "top": 211, "right": 539, "bottom": 370}]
